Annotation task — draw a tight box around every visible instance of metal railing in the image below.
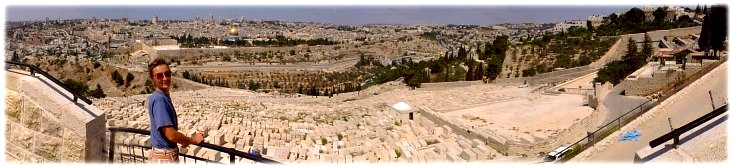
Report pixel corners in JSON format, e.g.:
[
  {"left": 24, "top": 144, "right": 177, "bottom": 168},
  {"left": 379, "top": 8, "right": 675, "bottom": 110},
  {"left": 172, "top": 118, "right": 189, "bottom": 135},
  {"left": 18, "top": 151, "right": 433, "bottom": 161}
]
[
  {"left": 649, "top": 104, "right": 728, "bottom": 148},
  {"left": 5, "top": 60, "right": 93, "bottom": 105},
  {"left": 556, "top": 57, "right": 727, "bottom": 163},
  {"left": 108, "top": 127, "right": 281, "bottom": 164}
]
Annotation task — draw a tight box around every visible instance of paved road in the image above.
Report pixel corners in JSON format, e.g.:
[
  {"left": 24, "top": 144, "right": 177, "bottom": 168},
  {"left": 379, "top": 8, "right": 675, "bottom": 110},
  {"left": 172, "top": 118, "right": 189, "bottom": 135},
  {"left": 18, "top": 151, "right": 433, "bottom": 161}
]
[
  {"left": 583, "top": 62, "right": 727, "bottom": 162},
  {"left": 601, "top": 82, "right": 654, "bottom": 124}
]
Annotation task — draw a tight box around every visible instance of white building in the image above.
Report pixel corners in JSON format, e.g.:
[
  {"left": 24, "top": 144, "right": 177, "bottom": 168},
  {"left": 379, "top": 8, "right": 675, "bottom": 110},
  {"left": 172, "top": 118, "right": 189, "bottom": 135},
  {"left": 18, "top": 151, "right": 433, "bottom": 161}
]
[
  {"left": 588, "top": 15, "right": 604, "bottom": 27},
  {"left": 552, "top": 20, "right": 587, "bottom": 33},
  {"left": 389, "top": 102, "right": 421, "bottom": 125},
  {"left": 152, "top": 15, "right": 158, "bottom": 25}
]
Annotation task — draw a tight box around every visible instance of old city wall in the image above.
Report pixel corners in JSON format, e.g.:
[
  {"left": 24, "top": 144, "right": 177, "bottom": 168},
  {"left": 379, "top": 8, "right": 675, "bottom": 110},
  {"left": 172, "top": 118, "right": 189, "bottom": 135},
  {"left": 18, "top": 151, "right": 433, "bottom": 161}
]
[
  {"left": 155, "top": 45, "right": 340, "bottom": 61},
  {"left": 5, "top": 70, "right": 107, "bottom": 163},
  {"left": 136, "top": 42, "right": 159, "bottom": 61}
]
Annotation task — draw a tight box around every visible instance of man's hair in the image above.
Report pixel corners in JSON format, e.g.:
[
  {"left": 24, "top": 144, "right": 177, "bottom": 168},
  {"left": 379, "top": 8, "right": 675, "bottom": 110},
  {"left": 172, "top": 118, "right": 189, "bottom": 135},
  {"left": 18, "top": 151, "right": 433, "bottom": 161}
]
[{"left": 147, "top": 58, "right": 170, "bottom": 79}]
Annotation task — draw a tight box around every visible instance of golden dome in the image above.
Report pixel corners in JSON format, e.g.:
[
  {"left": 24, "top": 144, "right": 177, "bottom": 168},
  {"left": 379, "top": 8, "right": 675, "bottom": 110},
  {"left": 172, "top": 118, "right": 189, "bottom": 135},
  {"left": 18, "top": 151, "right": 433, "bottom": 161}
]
[{"left": 228, "top": 27, "right": 238, "bottom": 36}]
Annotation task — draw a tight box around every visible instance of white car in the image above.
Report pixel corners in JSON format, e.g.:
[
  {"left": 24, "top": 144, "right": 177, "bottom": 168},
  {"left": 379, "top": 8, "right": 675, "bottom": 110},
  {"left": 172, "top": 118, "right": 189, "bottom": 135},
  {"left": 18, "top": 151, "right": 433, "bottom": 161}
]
[{"left": 543, "top": 146, "right": 572, "bottom": 162}]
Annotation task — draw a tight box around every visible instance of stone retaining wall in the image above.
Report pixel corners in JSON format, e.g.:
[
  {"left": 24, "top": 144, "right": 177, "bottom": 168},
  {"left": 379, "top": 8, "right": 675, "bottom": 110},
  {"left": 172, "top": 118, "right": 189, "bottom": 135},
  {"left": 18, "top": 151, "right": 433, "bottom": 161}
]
[
  {"left": 504, "top": 107, "right": 602, "bottom": 156},
  {"left": 494, "top": 66, "right": 595, "bottom": 85},
  {"left": 418, "top": 81, "right": 484, "bottom": 90},
  {"left": 5, "top": 70, "right": 107, "bottom": 163},
  {"left": 418, "top": 107, "right": 509, "bottom": 155},
  {"left": 5, "top": 90, "right": 88, "bottom": 163}
]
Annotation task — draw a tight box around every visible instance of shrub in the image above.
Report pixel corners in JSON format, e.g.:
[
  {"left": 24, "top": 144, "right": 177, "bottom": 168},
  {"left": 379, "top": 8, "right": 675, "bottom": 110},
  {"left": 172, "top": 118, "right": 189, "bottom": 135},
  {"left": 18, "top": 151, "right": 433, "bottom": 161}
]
[
  {"left": 62, "top": 79, "right": 89, "bottom": 96},
  {"left": 86, "top": 84, "right": 107, "bottom": 98}
]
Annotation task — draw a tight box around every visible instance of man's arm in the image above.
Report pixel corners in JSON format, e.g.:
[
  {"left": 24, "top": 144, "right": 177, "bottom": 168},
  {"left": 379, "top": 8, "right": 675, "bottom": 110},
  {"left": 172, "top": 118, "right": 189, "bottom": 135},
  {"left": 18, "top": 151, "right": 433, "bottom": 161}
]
[{"left": 161, "top": 126, "right": 203, "bottom": 146}]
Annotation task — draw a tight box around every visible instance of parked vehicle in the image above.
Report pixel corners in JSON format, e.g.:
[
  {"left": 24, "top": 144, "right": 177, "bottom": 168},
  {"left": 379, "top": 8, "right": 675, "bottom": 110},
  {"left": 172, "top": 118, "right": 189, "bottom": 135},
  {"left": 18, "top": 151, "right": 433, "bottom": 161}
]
[{"left": 544, "top": 146, "right": 573, "bottom": 162}]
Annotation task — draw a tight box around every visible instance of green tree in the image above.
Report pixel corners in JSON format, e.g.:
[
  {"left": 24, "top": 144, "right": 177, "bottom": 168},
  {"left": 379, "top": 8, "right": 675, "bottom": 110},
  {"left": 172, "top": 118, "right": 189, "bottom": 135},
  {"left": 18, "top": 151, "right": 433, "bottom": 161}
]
[
  {"left": 594, "top": 60, "right": 630, "bottom": 85},
  {"left": 576, "top": 55, "right": 592, "bottom": 66},
  {"left": 653, "top": 7, "right": 668, "bottom": 26},
  {"left": 248, "top": 80, "right": 260, "bottom": 91},
  {"left": 62, "top": 79, "right": 89, "bottom": 96},
  {"left": 86, "top": 84, "right": 107, "bottom": 98},
  {"left": 474, "top": 63, "right": 484, "bottom": 81},
  {"left": 111, "top": 70, "right": 124, "bottom": 86},
  {"left": 554, "top": 55, "right": 573, "bottom": 68},
  {"left": 465, "top": 61, "right": 474, "bottom": 81},
  {"left": 622, "top": 38, "right": 639, "bottom": 67},
  {"left": 125, "top": 73, "right": 135, "bottom": 87},
  {"left": 698, "top": 15, "right": 711, "bottom": 52},
  {"left": 609, "top": 13, "right": 619, "bottom": 25},
  {"left": 641, "top": 33, "right": 654, "bottom": 64},
  {"left": 522, "top": 67, "right": 536, "bottom": 77},
  {"left": 623, "top": 8, "right": 646, "bottom": 31},
  {"left": 709, "top": 5, "right": 728, "bottom": 57}
]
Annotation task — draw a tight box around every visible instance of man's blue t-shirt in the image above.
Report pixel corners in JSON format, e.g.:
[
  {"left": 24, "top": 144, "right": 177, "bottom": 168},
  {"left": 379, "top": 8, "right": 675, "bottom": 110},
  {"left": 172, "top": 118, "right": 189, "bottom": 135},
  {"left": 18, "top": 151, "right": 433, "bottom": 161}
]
[{"left": 147, "top": 90, "right": 179, "bottom": 149}]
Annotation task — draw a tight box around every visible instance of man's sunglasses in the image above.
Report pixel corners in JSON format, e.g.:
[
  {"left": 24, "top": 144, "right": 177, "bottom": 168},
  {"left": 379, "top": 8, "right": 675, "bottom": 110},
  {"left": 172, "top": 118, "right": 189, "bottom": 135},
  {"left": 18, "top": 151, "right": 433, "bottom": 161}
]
[{"left": 154, "top": 71, "right": 172, "bottom": 80}]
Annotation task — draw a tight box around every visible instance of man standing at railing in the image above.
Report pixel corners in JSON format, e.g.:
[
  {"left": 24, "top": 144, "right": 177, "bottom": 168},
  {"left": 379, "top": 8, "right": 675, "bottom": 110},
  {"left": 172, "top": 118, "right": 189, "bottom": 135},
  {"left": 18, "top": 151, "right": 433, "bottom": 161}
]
[{"left": 147, "top": 58, "right": 204, "bottom": 163}]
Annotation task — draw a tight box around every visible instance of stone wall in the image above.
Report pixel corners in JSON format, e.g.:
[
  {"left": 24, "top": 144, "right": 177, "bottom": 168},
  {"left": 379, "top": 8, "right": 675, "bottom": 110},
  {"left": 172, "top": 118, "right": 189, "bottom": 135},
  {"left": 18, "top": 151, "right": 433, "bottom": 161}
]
[
  {"left": 493, "top": 66, "right": 595, "bottom": 85},
  {"left": 417, "top": 100, "right": 602, "bottom": 156},
  {"left": 5, "top": 70, "right": 107, "bottom": 163},
  {"left": 5, "top": 90, "right": 88, "bottom": 163},
  {"left": 624, "top": 66, "right": 700, "bottom": 96},
  {"left": 418, "top": 107, "right": 508, "bottom": 155},
  {"left": 154, "top": 45, "right": 338, "bottom": 61},
  {"left": 418, "top": 81, "right": 484, "bottom": 90},
  {"left": 138, "top": 41, "right": 159, "bottom": 61},
  {"left": 503, "top": 107, "right": 601, "bottom": 156}
]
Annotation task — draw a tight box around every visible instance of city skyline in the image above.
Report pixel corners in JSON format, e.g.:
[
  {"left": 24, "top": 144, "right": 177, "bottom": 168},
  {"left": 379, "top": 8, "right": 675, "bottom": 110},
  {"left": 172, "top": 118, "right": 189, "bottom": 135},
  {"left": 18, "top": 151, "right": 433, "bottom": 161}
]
[{"left": 3, "top": 5, "right": 656, "bottom": 25}]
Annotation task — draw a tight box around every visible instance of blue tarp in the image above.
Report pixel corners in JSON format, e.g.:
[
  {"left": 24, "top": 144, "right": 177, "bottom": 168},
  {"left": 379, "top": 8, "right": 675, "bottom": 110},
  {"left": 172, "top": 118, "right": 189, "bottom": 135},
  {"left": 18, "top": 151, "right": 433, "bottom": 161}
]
[{"left": 619, "top": 130, "right": 641, "bottom": 142}]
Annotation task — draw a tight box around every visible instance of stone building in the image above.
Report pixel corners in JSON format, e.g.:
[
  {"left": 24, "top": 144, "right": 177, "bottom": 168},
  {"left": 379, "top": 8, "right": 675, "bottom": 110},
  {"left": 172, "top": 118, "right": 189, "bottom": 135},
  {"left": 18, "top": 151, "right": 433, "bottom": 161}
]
[{"left": 389, "top": 102, "right": 421, "bottom": 125}]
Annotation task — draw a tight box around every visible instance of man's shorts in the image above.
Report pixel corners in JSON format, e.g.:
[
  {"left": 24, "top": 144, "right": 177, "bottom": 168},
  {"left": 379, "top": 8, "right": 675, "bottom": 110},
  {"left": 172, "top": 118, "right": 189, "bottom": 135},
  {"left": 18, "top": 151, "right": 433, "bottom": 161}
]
[{"left": 148, "top": 147, "right": 179, "bottom": 164}]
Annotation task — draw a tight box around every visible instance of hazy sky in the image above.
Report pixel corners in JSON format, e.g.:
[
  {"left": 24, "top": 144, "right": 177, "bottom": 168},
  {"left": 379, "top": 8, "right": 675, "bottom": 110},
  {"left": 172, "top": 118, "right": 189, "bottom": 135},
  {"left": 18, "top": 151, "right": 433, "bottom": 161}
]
[{"left": 6, "top": 5, "right": 669, "bottom": 25}]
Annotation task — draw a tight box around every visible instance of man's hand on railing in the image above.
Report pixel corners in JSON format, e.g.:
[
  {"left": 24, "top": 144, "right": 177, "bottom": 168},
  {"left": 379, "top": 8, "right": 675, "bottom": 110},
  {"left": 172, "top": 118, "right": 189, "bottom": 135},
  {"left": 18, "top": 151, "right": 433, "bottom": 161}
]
[
  {"left": 192, "top": 133, "right": 204, "bottom": 144},
  {"left": 182, "top": 133, "right": 204, "bottom": 148}
]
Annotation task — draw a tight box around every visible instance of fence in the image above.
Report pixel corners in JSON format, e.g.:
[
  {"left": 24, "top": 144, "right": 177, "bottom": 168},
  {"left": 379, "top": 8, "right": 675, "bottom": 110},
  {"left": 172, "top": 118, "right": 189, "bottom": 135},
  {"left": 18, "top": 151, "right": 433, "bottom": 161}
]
[
  {"left": 557, "top": 57, "right": 726, "bottom": 163},
  {"left": 107, "top": 127, "right": 281, "bottom": 164},
  {"left": 5, "top": 60, "right": 93, "bottom": 105}
]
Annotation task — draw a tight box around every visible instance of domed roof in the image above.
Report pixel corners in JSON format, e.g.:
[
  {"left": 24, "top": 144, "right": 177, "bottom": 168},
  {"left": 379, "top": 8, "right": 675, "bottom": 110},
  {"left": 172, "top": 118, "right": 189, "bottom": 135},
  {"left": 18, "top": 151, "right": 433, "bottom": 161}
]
[
  {"left": 393, "top": 102, "right": 412, "bottom": 111},
  {"left": 228, "top": 27, "right": 238, "bottom": 36}
]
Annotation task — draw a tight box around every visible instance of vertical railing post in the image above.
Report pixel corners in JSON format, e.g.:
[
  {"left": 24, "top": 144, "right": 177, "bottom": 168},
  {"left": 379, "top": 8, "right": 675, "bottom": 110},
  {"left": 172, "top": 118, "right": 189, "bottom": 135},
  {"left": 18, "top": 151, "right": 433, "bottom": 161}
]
[
  {"left": 109, "top": 129, "right": 116, "bottom": 163},
  {"left": 230, "top": 153, "right": 236, "bottom": 164}
]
